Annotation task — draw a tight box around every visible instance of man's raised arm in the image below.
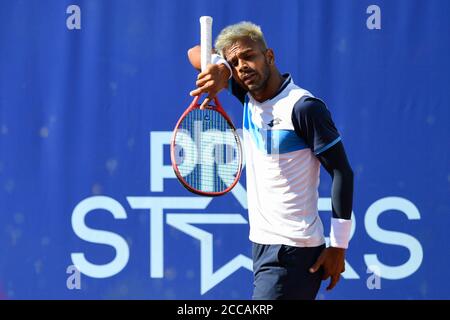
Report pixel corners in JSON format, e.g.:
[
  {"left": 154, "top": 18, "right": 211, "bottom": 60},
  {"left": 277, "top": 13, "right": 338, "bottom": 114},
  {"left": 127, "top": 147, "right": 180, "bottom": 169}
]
[{"left": 187, "top": 45, "right": 231, "bottom": 109}]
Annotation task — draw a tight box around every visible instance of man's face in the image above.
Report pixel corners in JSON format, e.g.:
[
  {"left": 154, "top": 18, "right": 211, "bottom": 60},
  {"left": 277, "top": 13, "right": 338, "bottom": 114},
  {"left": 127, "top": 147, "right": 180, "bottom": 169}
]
[{"left": 224, "top": 38, "right": 272, "bottom": 93}]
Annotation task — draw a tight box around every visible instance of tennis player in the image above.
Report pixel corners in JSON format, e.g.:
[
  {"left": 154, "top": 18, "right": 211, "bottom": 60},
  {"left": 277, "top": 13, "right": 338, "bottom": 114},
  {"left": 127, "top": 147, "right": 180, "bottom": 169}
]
[{"left": 188, "top": 21, "right": 354, "bottom": 300}]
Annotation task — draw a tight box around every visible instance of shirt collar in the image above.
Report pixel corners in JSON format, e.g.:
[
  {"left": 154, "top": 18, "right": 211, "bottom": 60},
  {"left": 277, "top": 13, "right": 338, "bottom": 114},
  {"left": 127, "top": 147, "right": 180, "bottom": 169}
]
[
  {"left": 249, "top": 73, "right": 292, "bottom": 104},
  {"left": 274, "top": 73, "right": 292, "bottom": 98}
]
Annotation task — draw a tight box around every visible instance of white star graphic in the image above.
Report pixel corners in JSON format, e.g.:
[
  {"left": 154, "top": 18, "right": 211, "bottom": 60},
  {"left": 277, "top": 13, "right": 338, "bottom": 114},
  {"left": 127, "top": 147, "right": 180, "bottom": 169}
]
[{"left": 166, "top": 213, "right": 252, "bottom": 294}]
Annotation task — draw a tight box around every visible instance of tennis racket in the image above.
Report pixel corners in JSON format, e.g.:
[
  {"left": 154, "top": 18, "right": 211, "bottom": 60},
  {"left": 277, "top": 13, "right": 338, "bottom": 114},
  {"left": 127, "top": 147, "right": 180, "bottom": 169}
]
[{"left": 170, "top": 16, "right": 243, "bottom": 196}]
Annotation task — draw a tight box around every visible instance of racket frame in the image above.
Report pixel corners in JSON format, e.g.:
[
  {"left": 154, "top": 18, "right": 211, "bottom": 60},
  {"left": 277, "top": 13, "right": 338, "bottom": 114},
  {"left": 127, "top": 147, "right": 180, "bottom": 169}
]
[{"left": 170, "top": 95, "right": 243, "bottom": 196}]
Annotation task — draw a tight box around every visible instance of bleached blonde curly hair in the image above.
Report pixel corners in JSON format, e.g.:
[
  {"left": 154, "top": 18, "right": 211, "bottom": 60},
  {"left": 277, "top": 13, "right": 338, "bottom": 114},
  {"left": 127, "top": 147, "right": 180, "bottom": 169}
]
[{"left": 215, "top": 21, "right": 267, "bottom": 57}]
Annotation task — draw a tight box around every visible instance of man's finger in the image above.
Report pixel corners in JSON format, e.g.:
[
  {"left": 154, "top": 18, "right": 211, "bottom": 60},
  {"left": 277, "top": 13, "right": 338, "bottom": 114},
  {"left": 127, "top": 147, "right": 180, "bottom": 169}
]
[
  {"left": 190, "top": 81, "right": 214, "bottom": 97},
  {"left": 199, "top": 96, "right": 212, "bottom": 110},
  {"left": 196, "top": 77, "right": 209, "bottom": 87},
  {"left": 190, "top": 85, "right": 210, "bottom": 96},
  {"left": 196, "top": 73, "right": 212, "bottom": 87},
  {"left": 309, "top": 255, "right": 325, "bottom": 273},
  {"left": 190, "top": 88, "right": 203, "bottom": 96},
  {"left": 197, "top": 70, "right": 208, "bottom": 80},
  {"left": 197, "top": 67, "right": 214, "bottom": 80},
  {"left": 326, "top": 274, "right": 340, "bottom": 291}
]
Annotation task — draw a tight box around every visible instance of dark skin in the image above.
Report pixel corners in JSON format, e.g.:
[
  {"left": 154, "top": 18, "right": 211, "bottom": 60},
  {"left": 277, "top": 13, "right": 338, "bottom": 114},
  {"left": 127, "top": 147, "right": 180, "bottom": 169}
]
[{"left": 188, "top": 37, "right": 346, "bottom": 291}]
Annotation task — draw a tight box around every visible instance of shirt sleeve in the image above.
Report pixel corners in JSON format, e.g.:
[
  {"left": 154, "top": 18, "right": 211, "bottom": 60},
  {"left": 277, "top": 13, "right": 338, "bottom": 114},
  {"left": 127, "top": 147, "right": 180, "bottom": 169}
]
[{"left": 291, "top": 96, "right": 341, "bottom": 155}]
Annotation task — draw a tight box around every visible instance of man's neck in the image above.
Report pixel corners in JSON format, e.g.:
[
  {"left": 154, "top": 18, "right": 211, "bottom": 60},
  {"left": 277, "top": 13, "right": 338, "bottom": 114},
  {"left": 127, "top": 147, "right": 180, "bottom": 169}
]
[{"left": 251, "top": 71, "right": 285, "bottom": 103}]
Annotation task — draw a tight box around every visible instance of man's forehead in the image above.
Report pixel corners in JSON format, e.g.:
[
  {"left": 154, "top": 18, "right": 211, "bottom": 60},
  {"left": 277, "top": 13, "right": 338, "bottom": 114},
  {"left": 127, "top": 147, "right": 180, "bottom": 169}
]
[{"left": 224, "top": 38, "right": 259, "bottom": 58}]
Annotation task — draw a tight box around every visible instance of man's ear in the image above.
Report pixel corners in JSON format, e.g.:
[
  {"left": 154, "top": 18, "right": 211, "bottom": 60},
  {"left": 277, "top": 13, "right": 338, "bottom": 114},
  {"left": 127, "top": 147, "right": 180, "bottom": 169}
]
[{"left": 265, "top": 49, "right": 275, "bottom": 65}]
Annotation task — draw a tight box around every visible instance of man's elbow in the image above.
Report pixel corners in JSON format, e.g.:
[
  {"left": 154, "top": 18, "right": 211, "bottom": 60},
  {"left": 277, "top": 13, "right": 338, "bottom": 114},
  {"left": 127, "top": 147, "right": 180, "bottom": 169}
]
[
  {"left": 346, "top": 167, "right": 354, "bottom": 180},
  {"left": 334, "top": 165, "right": 353, "bottom": 182},
  {"left": 187, "top": 45, "right": 201, "bottom": 70},
  {"left": 343, "top": 166, "right": 354, "bottom": 183},
  {"left": 187, "top": 45, "right": 199, "bottom": 58}
]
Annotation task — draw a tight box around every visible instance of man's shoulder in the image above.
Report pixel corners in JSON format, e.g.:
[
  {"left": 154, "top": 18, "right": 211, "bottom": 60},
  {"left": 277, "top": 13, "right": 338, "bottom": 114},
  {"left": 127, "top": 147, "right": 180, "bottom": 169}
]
[
  {"left": 292, "top": 95, "right": 328, "bottom": 118},
  {"left": 273, "top": 81, "right": 313, "bottom": 108}
]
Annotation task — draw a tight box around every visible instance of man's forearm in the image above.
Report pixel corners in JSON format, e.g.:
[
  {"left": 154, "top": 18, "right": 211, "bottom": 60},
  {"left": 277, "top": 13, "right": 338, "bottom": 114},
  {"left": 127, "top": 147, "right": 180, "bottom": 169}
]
[
  {"left": 329, "top": 168, "right": 353, "bottom": 248},
  {"left": 317, "top": 142, "right": 353, "bottom": 220},
  {"left": 330, "top": 165, "right": 354, "bottom": 220},
  {"left": 317, "top": 142, "right": 354, "bottom": 248}
]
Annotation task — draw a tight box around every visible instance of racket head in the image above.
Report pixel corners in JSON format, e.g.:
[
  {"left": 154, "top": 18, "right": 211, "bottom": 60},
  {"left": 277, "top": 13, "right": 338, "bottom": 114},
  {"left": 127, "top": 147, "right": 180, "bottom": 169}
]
[{"left": 170, "top": 96, "right": 243, "bottom": 196}]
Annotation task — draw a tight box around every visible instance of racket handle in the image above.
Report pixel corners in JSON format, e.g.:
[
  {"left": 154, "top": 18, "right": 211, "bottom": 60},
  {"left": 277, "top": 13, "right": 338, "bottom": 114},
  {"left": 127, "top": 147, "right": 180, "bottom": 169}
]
[{"left": 200, "top": 16, "right": 213, "bottom": 72}]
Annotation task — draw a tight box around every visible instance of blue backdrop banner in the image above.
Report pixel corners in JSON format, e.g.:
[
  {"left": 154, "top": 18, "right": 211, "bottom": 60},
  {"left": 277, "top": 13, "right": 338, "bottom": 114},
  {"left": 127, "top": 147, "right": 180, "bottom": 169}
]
[{"left": 0, "top": 0, "right": 449, "bottom": 299}]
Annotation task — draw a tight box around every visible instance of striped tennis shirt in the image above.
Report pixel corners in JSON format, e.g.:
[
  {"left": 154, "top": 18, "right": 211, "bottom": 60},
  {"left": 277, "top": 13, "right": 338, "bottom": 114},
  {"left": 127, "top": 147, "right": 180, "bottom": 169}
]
[{"left": 231, "top": 74, "right": 341, "bottom": 247}]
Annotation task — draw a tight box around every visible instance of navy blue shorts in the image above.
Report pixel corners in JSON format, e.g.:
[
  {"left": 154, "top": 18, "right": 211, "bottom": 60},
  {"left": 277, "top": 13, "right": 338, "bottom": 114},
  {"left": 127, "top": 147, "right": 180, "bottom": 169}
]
[{"left": 252, "top": 242, "right": 325, "bottom": 300}]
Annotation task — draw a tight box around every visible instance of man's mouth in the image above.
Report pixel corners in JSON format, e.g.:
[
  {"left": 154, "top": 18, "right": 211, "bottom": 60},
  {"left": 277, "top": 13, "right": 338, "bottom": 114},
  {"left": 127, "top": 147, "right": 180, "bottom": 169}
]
[{"left": 242, "top": 72, "right": 256, "bottom": 83}]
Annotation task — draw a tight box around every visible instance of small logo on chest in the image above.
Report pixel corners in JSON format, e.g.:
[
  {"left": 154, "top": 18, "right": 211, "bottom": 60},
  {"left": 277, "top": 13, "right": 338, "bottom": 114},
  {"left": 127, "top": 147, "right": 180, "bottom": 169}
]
[{"left": 267, "top": 118, "right": 282, "bottom": 127}]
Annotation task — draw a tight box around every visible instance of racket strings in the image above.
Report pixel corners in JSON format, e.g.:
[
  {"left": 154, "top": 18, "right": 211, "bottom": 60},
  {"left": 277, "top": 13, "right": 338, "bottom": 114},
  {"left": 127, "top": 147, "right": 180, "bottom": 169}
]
[{"left": 175, "top": 108, "right": 241, "bottom": 193}]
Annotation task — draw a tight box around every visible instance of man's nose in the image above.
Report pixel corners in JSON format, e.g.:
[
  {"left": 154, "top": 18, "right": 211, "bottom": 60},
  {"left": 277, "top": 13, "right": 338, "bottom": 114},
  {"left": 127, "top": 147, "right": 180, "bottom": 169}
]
[{"left": 238, "top": 60, "right": 249, "bottom": 73}]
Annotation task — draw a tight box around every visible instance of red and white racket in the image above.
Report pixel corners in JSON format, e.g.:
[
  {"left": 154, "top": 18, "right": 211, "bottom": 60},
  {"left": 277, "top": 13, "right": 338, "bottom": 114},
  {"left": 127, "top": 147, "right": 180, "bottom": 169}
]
[{"left": 170, "top": 16, "right": 243, "bottom": 196}]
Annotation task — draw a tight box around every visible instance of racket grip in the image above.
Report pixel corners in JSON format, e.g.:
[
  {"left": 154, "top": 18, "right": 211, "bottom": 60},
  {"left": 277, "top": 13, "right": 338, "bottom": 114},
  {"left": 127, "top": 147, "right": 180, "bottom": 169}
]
[{"left": 200, "top": 16, "right": 213, "bottom": 72}]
